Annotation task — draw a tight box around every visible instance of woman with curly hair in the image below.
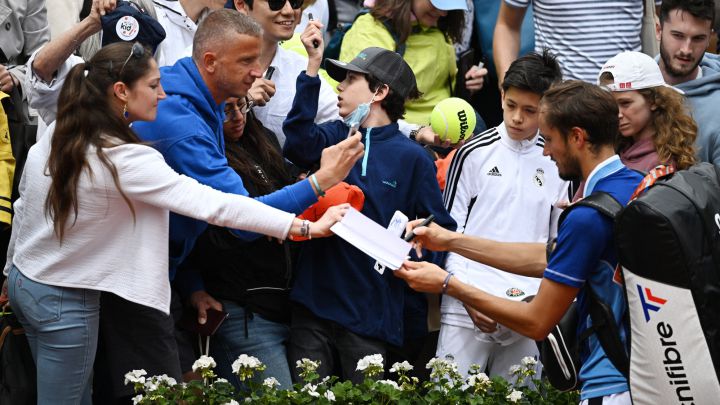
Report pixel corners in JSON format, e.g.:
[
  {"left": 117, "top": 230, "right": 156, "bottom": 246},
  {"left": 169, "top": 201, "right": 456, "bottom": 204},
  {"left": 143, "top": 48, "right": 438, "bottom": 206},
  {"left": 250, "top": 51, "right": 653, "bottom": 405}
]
[
  {"left": 598, "top": 51, "right": 697, "bottom": 171},
  {"left": 340, "top": 0, "right": 486, "bottom": 134}
]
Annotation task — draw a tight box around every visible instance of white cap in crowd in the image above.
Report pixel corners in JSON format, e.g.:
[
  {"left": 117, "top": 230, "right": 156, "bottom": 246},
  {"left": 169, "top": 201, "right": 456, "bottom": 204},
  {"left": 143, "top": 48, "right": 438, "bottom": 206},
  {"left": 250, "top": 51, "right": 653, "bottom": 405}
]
[{"left": 598, "top": 51, "right": 684, "bottom": 94}]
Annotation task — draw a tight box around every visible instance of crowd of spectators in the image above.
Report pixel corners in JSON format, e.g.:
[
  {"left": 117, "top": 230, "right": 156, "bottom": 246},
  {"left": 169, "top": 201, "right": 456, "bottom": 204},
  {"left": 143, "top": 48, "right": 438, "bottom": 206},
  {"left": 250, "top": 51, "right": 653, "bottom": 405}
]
[{"left": 0, "top": 0, "right": 718, "bottom": 404}]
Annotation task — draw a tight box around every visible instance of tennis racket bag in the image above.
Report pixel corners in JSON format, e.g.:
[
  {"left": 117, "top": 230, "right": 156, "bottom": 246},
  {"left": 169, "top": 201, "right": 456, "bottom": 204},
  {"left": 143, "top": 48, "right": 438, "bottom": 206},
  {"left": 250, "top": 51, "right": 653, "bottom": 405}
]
[{"left": 615, "top": 163, "right": 720, "bottom": 404}]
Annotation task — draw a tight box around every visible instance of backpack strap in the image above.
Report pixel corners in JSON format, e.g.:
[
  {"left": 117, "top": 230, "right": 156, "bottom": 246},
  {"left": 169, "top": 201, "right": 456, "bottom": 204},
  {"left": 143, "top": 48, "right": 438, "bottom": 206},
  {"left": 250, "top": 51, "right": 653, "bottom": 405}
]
[
  {"left": 558, "top": 191, "right": 630, "bottom": 377},
  {"left": 629, "top": 165, "right": 675, "bottom": 201},
  {"left": 558, "top": 191, "right": 623, "bottom": 229}
]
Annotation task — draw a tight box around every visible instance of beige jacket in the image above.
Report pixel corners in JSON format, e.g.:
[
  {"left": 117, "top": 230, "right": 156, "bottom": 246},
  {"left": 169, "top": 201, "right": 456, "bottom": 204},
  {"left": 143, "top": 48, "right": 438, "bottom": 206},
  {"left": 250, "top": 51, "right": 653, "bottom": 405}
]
[{"left": 0, "top": 0, "right": 49, "bottom": 94}]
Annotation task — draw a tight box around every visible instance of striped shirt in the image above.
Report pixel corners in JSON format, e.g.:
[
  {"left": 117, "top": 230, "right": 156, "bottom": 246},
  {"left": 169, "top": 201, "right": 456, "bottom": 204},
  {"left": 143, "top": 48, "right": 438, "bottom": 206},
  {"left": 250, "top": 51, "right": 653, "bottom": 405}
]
[{"left": 505, "top": 0, "right": 657, "bottom": 82}]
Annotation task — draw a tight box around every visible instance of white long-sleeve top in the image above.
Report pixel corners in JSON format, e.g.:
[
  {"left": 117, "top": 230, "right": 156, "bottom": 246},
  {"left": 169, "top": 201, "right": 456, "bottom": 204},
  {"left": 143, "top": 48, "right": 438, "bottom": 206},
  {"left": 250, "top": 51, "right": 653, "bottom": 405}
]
[
  {"left": 4, "top": 123, "right": 295, "bottom": 313},
  {"left": 441, "top": 123, "right": 569, "bottom": 329}
]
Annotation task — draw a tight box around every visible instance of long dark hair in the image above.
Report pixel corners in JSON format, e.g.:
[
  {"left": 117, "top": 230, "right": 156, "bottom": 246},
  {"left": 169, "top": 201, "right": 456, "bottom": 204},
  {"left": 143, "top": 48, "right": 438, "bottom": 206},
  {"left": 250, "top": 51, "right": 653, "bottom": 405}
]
[
  {"left": 225, "top": 112, "right": 290, "bottom": 195},
  {"left": 45, "top": 42, "right": 153, "bottom": 241},
  {"left": 371, "top": 0, "right": 465, "bottom": 44}
]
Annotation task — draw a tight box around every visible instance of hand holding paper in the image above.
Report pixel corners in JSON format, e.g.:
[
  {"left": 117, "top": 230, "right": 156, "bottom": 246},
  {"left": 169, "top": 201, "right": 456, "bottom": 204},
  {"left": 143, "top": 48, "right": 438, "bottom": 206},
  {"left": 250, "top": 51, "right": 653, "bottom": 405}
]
[{"left": 330, "top": 208, "right": 412, "bottom": 270}]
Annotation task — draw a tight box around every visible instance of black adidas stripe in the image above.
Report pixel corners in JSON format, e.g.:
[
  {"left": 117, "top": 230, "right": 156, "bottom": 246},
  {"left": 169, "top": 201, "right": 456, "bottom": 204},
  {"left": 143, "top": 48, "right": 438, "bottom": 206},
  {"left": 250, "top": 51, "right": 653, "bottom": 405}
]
[
  {"left": 444, "top": 127, "right": 501, "bottom": 198},
  {"left": 443, "top": 132, "right": 501, "bottom": 211}
]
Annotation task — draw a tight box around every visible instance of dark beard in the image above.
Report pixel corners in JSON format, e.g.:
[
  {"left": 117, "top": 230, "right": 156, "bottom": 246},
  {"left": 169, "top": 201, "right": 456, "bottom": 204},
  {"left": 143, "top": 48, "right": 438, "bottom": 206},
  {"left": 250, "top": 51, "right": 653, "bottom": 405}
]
[{"left": 659, "top": 44, "right": 702, "bottom": 78}]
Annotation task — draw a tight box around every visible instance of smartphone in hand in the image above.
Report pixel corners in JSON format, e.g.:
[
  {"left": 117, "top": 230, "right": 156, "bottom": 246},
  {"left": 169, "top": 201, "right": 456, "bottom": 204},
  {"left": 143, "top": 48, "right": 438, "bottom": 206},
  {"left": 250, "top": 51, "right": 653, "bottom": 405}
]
[
  {"left": 264, "top": 66, "right": 276, "bottom": 80},
  {"left": 178, "top": 308, "right": 229, "bottom": 337}
]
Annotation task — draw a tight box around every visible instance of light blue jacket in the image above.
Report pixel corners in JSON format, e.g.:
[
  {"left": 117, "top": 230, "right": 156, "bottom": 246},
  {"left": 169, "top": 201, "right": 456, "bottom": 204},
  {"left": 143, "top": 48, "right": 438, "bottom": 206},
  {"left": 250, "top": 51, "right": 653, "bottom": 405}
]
[{"left": 676, "top": 53, "right": 720, "bottom": 166}]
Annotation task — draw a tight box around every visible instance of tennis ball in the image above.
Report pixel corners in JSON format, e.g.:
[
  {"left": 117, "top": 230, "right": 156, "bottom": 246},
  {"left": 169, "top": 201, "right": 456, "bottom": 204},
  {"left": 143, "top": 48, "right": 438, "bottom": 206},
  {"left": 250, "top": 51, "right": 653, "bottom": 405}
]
[{"left": 430, "top": 97, "right": 476, "bottom": 143}]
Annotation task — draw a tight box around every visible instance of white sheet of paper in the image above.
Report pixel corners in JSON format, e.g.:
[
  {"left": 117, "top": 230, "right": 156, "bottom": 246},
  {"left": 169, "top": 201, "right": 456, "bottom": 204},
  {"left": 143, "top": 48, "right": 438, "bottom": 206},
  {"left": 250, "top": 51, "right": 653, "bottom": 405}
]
[{"left": 331, "top": 208, "right": 412, "bottom": 270}]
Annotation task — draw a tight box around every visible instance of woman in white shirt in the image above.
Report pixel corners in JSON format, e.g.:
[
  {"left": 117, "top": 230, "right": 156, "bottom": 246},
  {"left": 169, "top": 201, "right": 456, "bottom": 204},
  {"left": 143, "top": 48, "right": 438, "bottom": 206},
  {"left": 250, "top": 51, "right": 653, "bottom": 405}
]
[{"left": 3, "top": 41, "right": 359, "bottom": 405}]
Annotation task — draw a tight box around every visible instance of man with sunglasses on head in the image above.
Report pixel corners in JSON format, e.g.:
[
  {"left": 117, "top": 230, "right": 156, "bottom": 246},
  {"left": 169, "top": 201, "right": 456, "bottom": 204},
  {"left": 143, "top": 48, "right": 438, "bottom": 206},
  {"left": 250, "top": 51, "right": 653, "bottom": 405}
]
[{"left": 227, "top": 0, "right": 340, "bottom": 147}]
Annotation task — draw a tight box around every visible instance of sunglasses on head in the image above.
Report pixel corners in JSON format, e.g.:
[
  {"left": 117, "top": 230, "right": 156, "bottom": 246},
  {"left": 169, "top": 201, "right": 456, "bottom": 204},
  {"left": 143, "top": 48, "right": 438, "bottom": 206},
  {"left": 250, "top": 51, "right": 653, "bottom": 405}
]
[
  {"left": 118, "top": 42, "right": 145, "bottom": 78},
  {"left": 265, "top": 0, "right": 303, "bottom": 11}
]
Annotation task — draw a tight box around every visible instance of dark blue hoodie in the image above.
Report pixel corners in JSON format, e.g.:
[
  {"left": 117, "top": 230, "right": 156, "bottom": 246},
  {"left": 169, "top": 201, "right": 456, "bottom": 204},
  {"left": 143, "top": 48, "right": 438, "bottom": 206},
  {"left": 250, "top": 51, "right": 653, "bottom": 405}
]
[
  {"left": 132, "top": 57, "right": 317, "bottom": 287},
  {"left": 283, "top": 72, "right": 456, "bottom": 345}
]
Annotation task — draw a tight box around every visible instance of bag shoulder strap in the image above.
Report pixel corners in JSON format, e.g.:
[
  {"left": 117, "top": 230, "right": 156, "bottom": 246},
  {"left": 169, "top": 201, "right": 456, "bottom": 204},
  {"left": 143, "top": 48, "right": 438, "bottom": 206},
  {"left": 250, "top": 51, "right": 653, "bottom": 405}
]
[
  {"left": 559, "top": 191, "right": 629, "bottom": 377},
  {"left": 558, "top": 191, "right": 622, "bottom": 228},
  {"left": 582, "top": 287, "right": 630, "bottom": 377}
]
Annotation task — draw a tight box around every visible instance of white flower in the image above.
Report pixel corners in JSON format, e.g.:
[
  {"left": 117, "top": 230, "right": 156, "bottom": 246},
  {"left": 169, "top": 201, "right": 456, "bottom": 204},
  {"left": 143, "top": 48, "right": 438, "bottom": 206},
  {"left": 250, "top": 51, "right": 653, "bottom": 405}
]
[
  {"left": 377, "top": 379, "right": 400, "bottom": 390},
  {"left": 156, "top": 374, "right": 177, "bottom": 386},
  {"left": 263, "top": 377, "right": 280, "bottom": 389},
  {"left": 214, "top": 378, "right": 229, "bottom": 385},
  {"left": 323, "top": 390, "right": 336, "bottom": 402},
  {"left": 192, "top": 355, "right": 217, "bottom": 372},
  {"left": 356, "top": 354, "right": 384, "bottom": 371},
  {"left": 507, "top": 390, "right": 523, "bottom": 403},
  {"left": 131, "top": 395, "right": 144, "bottom": 405},
  {"left": 144, "top": 380, "right": 159, "bottom": 392},
  {"left": 222, "top": 400, "right": 239, "bottom": 405},
  {"left": 124, "top": 369, "right": 147, "bottom": 385},
  {"left": 295, "top": 358, "right": 320, "bottom": 370},
  {"left": 508, "top": 364, "right": 523, "bottom": 375},
  {"left": 302, "top": 383, "right": 320, "bottom": 397},
  {"left": 467, "top": 372, "right": 490, "bottom": 385},
  {"left": 389, "top": 361, "right": 413, "bottom": 373},
  {"left": 521, "top": 356, "right": 538, "bottom": 367},
  {"left": 232, "top": 354, "right": 263, "bottom": 373}
]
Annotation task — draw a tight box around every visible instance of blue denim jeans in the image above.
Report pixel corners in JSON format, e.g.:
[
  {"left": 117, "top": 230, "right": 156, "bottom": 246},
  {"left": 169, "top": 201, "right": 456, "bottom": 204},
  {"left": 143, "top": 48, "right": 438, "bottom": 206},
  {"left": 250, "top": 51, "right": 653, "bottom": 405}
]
[
  {"left": 7, "top": 265, "right": 101, "bottom": 405},
  {"left": 211, "top": 300, "right": 292, "bottom": 389}
]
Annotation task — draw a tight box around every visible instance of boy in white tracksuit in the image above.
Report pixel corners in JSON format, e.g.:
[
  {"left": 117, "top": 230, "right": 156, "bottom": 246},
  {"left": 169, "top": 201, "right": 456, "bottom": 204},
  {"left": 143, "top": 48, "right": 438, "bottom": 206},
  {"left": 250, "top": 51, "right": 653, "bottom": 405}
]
[{"left": 439, "top": 50, "right": 568, "bottom": 379}]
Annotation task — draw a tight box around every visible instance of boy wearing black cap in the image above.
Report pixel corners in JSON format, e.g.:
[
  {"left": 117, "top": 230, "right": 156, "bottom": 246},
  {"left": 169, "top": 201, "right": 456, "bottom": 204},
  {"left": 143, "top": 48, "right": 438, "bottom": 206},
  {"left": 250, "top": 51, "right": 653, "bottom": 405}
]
[{"left": 282, "top": 23, "right": 456, "bottom": 382}]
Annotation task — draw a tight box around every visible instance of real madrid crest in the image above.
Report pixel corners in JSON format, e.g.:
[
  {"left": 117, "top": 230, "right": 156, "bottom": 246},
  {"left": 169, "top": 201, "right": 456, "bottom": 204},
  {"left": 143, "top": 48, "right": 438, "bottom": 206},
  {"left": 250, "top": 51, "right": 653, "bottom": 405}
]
[
  {"left": 506, "top": 287, "right": 525, "bottom": 297},
  {"left": 533, "top": 168, "right": 544, "bottom": 187}
]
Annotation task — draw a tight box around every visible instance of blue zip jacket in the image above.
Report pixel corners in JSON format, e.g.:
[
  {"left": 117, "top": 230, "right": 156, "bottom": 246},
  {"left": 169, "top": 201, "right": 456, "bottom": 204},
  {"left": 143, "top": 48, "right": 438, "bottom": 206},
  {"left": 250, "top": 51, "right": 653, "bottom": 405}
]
[
  {"left": 132, "top": 58, "right": 317, "bottom": 287},
  {"left": 283, "top": 72, "right": 456, "bottom": 345}
]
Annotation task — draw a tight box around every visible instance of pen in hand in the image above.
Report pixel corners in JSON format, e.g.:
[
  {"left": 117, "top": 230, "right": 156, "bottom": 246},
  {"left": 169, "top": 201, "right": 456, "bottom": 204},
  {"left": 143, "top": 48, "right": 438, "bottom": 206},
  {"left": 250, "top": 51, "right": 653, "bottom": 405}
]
[
  {"left": 308, "top": 13, "right": 320, "bottom": 48},
  {"left": 404, "top": 214, "right": 435, "bottom": 242}
]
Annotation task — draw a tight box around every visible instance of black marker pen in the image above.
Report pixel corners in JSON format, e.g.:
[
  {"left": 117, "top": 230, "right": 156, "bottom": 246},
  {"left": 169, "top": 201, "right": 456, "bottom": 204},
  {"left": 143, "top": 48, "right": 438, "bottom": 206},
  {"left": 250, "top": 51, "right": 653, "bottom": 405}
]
[
  {"left": 308, "top": 13, "right": 320, "bottom": 48},
  {"left": 404, "top": 214, "right": 435, "bottom": 242}
]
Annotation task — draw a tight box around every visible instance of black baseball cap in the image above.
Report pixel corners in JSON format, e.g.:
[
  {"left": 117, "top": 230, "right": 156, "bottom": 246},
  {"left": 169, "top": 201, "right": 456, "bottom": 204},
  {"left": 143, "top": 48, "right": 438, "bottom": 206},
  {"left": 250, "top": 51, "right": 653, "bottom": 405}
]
[
  {"left": 101, "top": 1, "right": 166, "bottom": 52},
  {"left": 325, "top": 47, "right": 417, "bottom": 99}
]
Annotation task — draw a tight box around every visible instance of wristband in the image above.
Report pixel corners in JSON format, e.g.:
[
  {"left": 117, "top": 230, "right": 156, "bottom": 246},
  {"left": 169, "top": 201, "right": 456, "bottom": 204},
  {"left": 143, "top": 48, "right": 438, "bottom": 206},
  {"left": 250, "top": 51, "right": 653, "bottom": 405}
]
[
  {"left": 300, "top": 219, "right": 311, "bottom": 238},
  {"left": 310, "top": 174, "right": 325, "bottom": 197},
  {"left": 441, "top": 272, "right": 454, "bottom": 295}
]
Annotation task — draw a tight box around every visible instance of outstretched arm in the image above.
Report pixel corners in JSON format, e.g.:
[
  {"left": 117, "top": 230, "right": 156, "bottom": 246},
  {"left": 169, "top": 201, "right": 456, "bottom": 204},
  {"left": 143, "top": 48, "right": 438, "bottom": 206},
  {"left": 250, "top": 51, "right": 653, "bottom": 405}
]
[
  {"left": 395, "top": 260, "right": 577, "bottom": 340},
  {"left": 407, "top": 220, "right": 547, "bottom": 277}
]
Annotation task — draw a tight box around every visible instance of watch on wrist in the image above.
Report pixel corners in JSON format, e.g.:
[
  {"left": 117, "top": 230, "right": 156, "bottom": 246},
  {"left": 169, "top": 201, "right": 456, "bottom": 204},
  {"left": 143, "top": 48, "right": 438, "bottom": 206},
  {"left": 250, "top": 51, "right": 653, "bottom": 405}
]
[{"left": 409, "top": 126, "right": 426, "bottom": 142}]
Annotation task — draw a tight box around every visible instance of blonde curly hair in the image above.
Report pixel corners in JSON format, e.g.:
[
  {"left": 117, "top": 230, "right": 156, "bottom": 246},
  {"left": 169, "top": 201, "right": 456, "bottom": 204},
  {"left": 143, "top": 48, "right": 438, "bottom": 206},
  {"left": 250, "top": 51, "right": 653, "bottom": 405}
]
[{"left": 637, "top": 86, "right": 697, "bottom": 170}]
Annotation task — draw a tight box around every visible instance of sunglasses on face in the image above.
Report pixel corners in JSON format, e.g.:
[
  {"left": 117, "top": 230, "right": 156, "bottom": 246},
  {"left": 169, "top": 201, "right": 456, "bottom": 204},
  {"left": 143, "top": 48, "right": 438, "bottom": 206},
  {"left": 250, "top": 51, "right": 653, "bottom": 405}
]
[{"left": 265, "top": 0, "right": 303, "bottom": 11}]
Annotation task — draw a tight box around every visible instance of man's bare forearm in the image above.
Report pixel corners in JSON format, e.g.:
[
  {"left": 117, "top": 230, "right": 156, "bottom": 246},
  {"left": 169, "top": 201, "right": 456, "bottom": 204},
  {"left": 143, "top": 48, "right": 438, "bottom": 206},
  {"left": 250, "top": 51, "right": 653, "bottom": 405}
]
[{"left": 446, "top": 233, "right": 547, "bottom": 277}]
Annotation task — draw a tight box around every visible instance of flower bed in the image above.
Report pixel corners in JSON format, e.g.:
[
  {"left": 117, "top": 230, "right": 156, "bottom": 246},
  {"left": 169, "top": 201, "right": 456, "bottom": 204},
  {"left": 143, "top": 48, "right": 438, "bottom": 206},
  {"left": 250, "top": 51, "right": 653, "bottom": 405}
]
[{"left": 125, "top": 354, "right": 580, "bottom": 404}]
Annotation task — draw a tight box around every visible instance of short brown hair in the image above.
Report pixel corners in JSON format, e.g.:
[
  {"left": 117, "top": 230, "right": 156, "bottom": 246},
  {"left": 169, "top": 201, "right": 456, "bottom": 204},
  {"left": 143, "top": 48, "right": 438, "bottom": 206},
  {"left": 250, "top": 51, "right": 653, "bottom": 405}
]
[
  {"left": 540, "top": 81, "right": 619, "bottom": 153},
  {"left": 192, "top": 9, "right": 262, "bottom": 62}
]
